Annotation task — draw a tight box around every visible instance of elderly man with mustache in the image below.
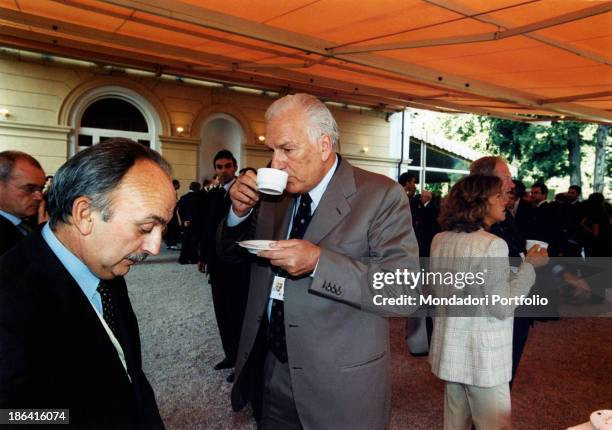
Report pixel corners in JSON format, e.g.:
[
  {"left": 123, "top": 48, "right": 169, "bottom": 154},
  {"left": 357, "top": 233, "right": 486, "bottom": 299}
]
[{"left": 0, "top": 138, "right": 173, "bottom": 429}]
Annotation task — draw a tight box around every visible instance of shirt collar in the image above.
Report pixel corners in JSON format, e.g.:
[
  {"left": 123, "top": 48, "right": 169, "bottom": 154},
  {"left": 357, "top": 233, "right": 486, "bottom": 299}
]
[
  {"left": 511, "top": 198, "right": 520, "bottom": 216},
  {"left": 305, "top": 155, "right": 339, "bottom": 211},
  {"left": 223, "top": 178, "right": 236, "bottom": 193},
  {"left": 0, "top": 210, "right": 22, "bottom": 226},
  {"left": 42, "top": 223, "right": 101, "bottom": 302}
]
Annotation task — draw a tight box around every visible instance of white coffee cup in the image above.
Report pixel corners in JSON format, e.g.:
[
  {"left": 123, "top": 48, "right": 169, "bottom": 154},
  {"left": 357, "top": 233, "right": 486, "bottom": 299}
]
[
  {"left": 257, "top": 168, "right": 288, "bottom": 195},
  {"left": 526, "top": 239, "right": 548, "bottom": 250}
]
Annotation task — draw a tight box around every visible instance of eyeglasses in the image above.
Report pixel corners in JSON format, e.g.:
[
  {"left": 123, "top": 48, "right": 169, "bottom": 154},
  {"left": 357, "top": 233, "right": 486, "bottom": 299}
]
[{"left": 10, "top": 182, "right": 44, "bottom": 194}]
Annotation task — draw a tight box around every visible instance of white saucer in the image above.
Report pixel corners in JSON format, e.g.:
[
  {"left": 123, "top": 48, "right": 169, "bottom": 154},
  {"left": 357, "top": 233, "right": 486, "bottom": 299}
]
[{"left": 238, "top": 240, "right": 276, "bottom": 254}]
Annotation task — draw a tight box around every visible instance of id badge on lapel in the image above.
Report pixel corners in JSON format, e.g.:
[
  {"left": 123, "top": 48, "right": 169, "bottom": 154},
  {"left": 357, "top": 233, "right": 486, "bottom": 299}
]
[{"left": 271, "top": 275, "right": 286, "bottom": 301}]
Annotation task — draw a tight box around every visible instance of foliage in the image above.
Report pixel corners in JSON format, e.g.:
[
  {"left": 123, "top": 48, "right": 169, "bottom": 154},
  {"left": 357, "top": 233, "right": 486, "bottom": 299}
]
[
  {"left": 425, "top": 182, "right": 446, "bottom": 196},
  {"left": 440, "top": 115, "right": 596, "bottom": 183},
  {"left": 439, "top": 114, "right": 490, "bottom": 151}
]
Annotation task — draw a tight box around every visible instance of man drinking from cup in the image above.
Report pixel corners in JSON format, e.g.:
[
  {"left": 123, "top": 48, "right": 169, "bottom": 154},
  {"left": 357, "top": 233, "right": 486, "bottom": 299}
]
[{"left": 218, "top": 93, "right": 420, "bottom": 429}]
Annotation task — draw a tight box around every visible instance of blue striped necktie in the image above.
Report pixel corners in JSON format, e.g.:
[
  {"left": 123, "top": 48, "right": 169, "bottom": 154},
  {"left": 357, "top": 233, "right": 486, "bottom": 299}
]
[{"left": 268, "top": 193, "right": 313, "bottom": 363}]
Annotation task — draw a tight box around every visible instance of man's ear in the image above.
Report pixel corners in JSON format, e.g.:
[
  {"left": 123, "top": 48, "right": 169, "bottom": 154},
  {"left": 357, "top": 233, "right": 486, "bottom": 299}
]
[
  {"left": 71, "top": 196, "right": 95, "bottom": 235},
  {"left": 319, "top": 134, "right": 333, "bottom": 162}
]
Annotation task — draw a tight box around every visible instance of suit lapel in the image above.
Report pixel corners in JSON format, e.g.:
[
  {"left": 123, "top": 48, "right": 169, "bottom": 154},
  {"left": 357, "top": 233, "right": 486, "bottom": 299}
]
[
  {"left": 28, "top": 233, "right": 134, "bottom": 383},
  {"left": 304, "top": 159, "right": 356, "bottom": 245},
  {"left": 0, "top": 214, "right": 24, "bottom": 252}
]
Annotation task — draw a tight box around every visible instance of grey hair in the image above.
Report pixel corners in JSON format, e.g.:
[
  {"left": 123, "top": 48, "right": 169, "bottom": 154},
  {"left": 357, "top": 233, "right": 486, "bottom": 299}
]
[
  {"left": 265, "top": 93, "right": 339, "bottom": 150},
  {"left": 0, "top": 150, "right": 43, "bottom": 182},
  {"left": 47, "top": 138, "right": 171, "bottom": 229},
  {"left": 469, "top": 156, "right": 504, "bottom": 176}
]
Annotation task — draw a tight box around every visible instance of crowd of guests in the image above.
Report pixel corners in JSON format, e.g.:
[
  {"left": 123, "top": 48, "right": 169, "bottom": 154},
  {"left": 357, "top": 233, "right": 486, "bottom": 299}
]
[
  {"left": 0, "top": 92, "right": 610, "bottom": 429},
  {"left": 400, "top": 175, "right": 611, "bottom": 261},
  {"left": 509, "top": 181, "right": 611, "bottom": 258}
]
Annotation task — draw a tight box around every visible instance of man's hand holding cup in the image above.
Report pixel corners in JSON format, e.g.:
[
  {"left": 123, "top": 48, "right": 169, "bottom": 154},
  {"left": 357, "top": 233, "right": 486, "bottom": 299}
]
[
  {"left": 229, "top": 168, "right": 289, "bottom": 216},
  {"left": 525, "top": 239, "right": 549, "bottom": 268},
  {"left": 229, "top": 170, "right": 259, "bottom": 216}
]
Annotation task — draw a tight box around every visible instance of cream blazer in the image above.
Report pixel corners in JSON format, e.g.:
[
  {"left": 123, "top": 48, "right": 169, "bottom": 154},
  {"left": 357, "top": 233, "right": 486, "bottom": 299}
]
[{"left": 428, "top": 229, "right": 535, "bottom": 387}]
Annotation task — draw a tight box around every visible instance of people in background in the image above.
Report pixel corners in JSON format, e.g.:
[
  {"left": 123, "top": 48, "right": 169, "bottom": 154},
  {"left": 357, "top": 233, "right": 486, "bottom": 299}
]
[
  {"left": 197, "top": 150, "right": 248, "bottom": 384},
  {"left": 581, "top": 192, "right": 612, "bottom": 257},
  {"left": 523, "top": 181, "right": 553, "bottom": 244},
  {"left": 399, "top": 171, "right": 419, "bottom": 221},
  {"left": 165, "top": 179, "right": 182, "bottom": 250},
  {"left": 0, "top": 150, "right": 46, "bottom": 256},
  {"left": 177, "top": 181, "right": 202, "bottom": 264},
  {"left": 415, "top": 189, "right": 440, "bottom": 258},
  {"left": 530, "top": 182, "right": 548, "bottom": 207},
  {"left": 567, "top": 185, "right": 581, "bottom": 205},
  {"left": 564, "top": 185, "right": 585, "bottom": 257}
]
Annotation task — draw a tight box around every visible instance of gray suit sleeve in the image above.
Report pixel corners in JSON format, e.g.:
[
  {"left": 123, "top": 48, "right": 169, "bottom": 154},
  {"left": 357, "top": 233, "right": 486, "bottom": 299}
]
[{"left": 308, "top": 184, "right": 420, "bottom": 316}]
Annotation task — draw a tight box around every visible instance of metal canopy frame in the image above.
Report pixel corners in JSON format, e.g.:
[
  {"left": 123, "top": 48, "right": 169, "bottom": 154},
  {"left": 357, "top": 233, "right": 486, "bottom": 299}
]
[{"left": 0, "top": 0, "right": 610, "bottom": 123}]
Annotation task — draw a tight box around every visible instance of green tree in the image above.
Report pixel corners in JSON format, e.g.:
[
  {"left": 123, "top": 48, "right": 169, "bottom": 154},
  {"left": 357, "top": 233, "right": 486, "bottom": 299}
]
[{"left": 445, "top": 116, "right": 592, "bottom": 185}]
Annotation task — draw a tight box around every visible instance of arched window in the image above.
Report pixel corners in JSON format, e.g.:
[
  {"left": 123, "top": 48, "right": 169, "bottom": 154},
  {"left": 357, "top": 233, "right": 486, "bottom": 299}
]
[
  {"left": 76, "top": 98, "right": 153, "bottom": 151},
  {"left": 199, "top": 114, "right": 244, "bottom": 181}
]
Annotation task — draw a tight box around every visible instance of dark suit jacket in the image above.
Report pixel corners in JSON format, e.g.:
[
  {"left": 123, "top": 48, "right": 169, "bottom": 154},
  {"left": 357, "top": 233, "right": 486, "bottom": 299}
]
[
  {"left": 0, "top": 231, "right": 164, "bottom": 430},
  {"left": 490, "top": 210, "right": 526, "bottom": 259},
  {"left": 0, "top": 213, "right": 24, "bottom": 256},
  {"left": 219, "top": 159, "right": 419, "bottom": 430},
  {"left": 516, "top": 201, "right": 553, "bottom": 244},
  {"left": 198, "top": 185, "right": 233, "bottom": 281},
  {"left": 176, "top": 191, "right": 201, "bottom": 224},
  {"left": 414, "top": 200, "right": 440, "bottom": 257}
]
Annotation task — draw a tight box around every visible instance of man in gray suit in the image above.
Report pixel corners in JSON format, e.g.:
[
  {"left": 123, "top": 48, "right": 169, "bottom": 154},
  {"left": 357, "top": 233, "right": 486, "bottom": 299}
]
[{"left": 219, "top": 93, "right": 419, "bottom": 429}]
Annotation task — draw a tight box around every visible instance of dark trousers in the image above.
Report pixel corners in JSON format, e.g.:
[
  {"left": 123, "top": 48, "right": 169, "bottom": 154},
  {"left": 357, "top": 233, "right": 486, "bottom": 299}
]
[
  {"left": 210, "top": 268, "right": 249, "bottom": 363},
  {"left": 164, "top": 211, "right": 181, "bottom": 246},
  {"left": 510, "top": 317, "right": 530, "bottom": 389},
  {"left": 179, "top": 225, "right": 198, "bottom": 264},
  {"left": 258, "top": 351, "right": 302, "bottom": 430}
]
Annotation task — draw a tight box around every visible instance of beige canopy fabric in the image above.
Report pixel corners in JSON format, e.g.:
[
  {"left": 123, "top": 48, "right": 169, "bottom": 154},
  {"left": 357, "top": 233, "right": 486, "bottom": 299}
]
[{"left": 1, "top": 0, "right": 610, "bottom": 123}]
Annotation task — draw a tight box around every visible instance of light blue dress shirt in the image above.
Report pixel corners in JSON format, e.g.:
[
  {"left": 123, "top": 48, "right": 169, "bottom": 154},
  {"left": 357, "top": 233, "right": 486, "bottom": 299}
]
[
  {"left": 41, "top": 223, "right": 103, "bottom": 314},
  {"left": 223, "top": 178, "right": 235, "bottom": 194},
  {"left": 0, "top": 209, "right": 21, "bottom": 226}
]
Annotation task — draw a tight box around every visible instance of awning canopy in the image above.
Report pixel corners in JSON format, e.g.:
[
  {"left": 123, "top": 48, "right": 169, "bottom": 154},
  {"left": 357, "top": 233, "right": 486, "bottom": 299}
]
[{"left": 1, "top": 0, "right": 611, "bottom": 123}]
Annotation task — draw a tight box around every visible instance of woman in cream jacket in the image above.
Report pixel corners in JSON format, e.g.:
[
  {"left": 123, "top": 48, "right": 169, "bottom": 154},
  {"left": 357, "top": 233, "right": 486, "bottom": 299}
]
[{"left": 429, "top": 175, "right": 548, "bottom": 430}]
